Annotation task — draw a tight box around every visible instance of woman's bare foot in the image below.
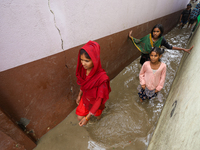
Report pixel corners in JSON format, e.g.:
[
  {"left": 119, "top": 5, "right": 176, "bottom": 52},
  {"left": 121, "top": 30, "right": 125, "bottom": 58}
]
[{"left": 140, "top": 98, "right": 143, "bottom": 102}]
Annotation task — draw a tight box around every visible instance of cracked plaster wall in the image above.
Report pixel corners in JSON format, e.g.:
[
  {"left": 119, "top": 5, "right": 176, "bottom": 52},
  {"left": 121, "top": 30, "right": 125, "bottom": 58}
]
[
  {"left": 53, "top": 0, "right": 189, "bottom": 50},
  {"left": 0, "top": 0, "right": 62, "bottom": 72},
  {"left": 0, "top": 0, "right": 189, "bottom": 72}
]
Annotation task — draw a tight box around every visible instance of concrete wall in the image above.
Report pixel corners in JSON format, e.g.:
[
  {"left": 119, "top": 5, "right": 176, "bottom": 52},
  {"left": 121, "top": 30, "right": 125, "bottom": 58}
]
[
  {"left": 0, "top": 0, "right": 190, "bottom": 72},
  {"left": 148, "top": 24, "right": 200, "bottom": 150},
  {"left": 0, "top": 0, "right": 190, "bottom": 148}
]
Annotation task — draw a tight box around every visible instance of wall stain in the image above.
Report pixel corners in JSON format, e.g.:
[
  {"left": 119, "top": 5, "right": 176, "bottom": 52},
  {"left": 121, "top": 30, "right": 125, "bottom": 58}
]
[{"left": 170, "top": 100, "right": 177, "bottom": 118}]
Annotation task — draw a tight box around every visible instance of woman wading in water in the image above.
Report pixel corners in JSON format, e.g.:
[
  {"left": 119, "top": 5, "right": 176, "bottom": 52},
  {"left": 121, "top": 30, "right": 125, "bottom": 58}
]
[
  {"left": 129, "top": 24, "right": 193, "bottom": 65},
  {"left": 75, "top": 41, "right": 111, "bottom": 127}
]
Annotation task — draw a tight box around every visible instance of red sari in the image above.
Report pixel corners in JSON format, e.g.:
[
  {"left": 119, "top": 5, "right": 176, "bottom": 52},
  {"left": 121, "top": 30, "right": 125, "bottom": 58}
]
[{"left": 75, "top": 41, "right": 111, "bottom": 116}]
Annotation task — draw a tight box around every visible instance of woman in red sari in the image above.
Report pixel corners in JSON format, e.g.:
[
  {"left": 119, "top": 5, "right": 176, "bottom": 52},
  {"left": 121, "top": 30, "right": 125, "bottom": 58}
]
[{"left": 76, "top": 41, "right": 111, "bottom": 127}]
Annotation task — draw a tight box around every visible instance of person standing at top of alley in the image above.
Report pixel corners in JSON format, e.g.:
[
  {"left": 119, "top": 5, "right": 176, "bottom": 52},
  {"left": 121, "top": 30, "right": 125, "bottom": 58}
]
[
  {"left": 187, "top": 3, "right": 200, "bottom": 29},
  {"left": 128, "top": 24, "right": 193, "bottom": 65},
  {"left": 179, "top": 3, "right": 192, "bottom": 29},
  {"left": 75, "top": 41, "right": 111, "bottom": 127}
]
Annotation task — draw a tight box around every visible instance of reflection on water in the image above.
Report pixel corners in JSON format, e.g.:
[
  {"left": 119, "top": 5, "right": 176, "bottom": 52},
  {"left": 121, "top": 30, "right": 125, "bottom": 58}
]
[{"left": 87, "top": 27, "right": 192, "bottom": 150}]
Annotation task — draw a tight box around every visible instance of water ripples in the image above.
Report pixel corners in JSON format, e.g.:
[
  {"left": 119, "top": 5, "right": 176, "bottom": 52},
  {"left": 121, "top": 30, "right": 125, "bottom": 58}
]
[{"left": 86, "top": 27, "right": 192, "bottom": 150}]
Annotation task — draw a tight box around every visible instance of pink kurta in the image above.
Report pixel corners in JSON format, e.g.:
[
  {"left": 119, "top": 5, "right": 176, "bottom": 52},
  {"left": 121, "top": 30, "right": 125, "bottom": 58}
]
[{"left": 139, "top": 61, "right": 166, "bottom": 91}]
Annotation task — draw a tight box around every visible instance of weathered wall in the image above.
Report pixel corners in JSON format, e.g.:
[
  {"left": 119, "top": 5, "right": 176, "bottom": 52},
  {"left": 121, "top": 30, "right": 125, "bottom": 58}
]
[
  {"left": 0, "top": 0, "right": 189, "bottom": 72},
  {"left": 0, "top": 0, "right": 190, "bottom": 148},
  {"left": 147, "top": 23, "right": 200, "bottom": 150}
]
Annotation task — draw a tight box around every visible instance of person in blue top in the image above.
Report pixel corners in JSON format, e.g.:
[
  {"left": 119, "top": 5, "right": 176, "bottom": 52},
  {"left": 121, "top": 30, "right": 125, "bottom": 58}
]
[
  {"left": 179, "top": 3, "right": 192, "bottom": 29},
  {"left": 187, "top": 3, "right": 200, "bottom": 29}
]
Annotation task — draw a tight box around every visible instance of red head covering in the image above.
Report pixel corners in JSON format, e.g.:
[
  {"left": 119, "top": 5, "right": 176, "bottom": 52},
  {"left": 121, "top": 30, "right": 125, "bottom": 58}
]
[{"left": 76, "top": 41, "right": 111, "bottom": 111}]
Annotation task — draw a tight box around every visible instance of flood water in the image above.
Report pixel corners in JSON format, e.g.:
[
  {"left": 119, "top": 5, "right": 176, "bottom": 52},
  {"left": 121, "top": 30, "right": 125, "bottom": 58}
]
[
  {"left": 34, "top": 26, "right": 192, "bottom": 150},
  {"left": 86, "top": 26, "right": 192, "bottom": 150}
]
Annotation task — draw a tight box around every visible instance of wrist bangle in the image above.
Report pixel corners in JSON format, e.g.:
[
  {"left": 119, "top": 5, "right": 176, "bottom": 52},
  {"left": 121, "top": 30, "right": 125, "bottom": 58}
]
[{"left": 85, "top": 116, "right": 89, "bottom": 121}]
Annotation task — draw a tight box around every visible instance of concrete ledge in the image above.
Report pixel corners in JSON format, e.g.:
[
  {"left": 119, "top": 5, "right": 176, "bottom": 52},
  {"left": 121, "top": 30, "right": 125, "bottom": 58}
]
[{"left": 147, "top": 25, "right": 200, "bottom": 149}]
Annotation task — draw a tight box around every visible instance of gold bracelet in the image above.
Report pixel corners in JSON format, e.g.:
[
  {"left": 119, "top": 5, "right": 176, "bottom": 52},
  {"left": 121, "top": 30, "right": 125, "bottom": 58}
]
[{"left": 85, "top": 116, "right": 89, "bottom": 121}]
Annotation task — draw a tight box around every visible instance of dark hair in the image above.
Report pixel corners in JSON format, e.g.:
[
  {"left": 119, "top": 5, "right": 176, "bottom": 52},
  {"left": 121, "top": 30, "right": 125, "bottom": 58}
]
[
  {"left": 151, "top": 24, "right": 164, "bottom": 38},
  {"left": 187, "top": 3, "right": 192, "bottom": 7},
  {"left": 80, "top": 49, "right": 91, "bottom": 59},
  {"left": 150, "top": 47, "right": 165, "bottom": 61}
]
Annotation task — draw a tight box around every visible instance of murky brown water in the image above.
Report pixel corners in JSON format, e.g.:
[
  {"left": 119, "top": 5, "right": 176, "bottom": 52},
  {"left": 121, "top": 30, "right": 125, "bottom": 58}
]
[
  {"left": 34, "top": 26, "right": 193, "bottom": 150},
  {"left": 85, "top": 26, "right": 192, "bottom": 150}
]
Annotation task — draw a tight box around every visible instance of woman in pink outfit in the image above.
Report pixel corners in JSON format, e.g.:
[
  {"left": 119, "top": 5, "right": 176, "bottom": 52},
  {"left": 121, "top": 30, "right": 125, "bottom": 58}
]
[{"left": 138, "top": 47, "right": 166, "bottom": 102}]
